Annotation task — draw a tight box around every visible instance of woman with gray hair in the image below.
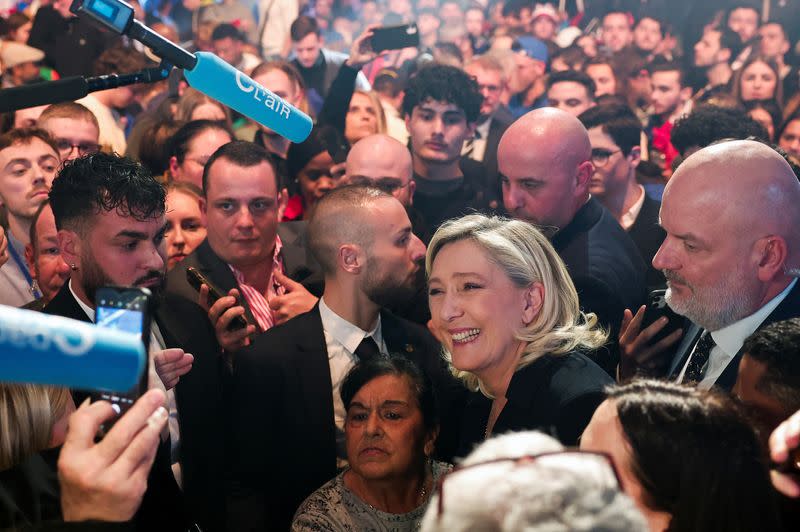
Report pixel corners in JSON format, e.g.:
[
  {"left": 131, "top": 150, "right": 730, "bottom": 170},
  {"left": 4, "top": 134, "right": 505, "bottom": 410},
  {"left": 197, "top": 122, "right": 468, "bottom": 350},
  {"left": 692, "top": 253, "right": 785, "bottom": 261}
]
[
  {"left": 419, "top": 431, "right": 648, "bottom": 532},
  {"left": 426, "top": 214, "right": 613, "bottom": 452}
]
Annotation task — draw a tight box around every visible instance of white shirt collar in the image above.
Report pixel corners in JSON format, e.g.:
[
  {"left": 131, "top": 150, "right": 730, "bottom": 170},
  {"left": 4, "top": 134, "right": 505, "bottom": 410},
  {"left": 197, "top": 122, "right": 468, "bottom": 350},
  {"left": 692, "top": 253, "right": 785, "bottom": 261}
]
[
  {"left": 620, "top": 185, "right": 646, "bottom": 231},
  {"left": 318, "top": 296, "right": 383, "bottom": 355},
  {"left": 68, "top": 279, "right": 95, "bottom": 322},
  {"left": 475, "top": 117, "right": 492, "bottom": 138},
  {"left": 710, "top": 278, "right": 798, "bottom": 356}
]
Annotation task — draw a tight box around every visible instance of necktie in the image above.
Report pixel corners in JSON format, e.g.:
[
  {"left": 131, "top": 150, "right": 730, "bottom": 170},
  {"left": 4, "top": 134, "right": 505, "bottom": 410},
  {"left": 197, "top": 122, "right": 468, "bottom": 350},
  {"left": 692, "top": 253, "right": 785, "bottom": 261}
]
[
  {"left": 354, "top": 336, "right": 381, "bottom": 363},
  {"left": 683, "top": 332, "right": 716, "bottom": 383},
  {"left": 462, "top": 129, "right": 482, "bottom": 159}
]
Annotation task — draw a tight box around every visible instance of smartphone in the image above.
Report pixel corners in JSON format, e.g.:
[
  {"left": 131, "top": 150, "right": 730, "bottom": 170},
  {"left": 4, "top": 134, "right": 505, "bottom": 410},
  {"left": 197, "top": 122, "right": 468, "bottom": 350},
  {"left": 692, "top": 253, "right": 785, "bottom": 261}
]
[
  {"left": 186, "top": 267, "right": 248, "bottom": 331},
  {"left": 93, "top": 286, "right": 152, "bottom": 435},
  {"left": 641, "top": 289, "right": 684, "bottom": 344},
  {"left": 371, "top": 23, "right": 420, "bottom": 52}
]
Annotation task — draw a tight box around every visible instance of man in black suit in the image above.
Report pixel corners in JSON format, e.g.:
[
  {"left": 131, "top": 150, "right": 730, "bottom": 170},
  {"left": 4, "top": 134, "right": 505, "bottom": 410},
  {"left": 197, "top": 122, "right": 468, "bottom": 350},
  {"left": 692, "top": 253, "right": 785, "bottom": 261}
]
[
  {"left": 620, "top": 140, "right": 800, "bottom": 391},
  {"left": 166, "top": 140, "right": 322, "bottom": 353},
  {"left": 499, "top": 107, "right": 648, "bottom": 374},
  {"left": 227, "top": 186, "right": 460, "bottom": 530},
  {"left": 44, "top": 152, "right": 200, "bottom": 530},
  {"left": 464, "top": 55, "right": 514, "bottom": 209},
  {"left": 579, "top": 103, "right": 666, "bottom": 290}
]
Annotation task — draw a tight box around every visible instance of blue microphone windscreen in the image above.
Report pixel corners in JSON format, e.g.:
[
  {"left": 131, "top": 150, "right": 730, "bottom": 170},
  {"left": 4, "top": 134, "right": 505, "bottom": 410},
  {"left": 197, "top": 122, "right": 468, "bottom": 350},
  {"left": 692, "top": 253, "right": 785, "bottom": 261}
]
[
  {"left": 184, "top": 52, "right": 313, "bottom": 143},
  {"left": 0, "top": 305, "right": 146, "bottom": 392}
]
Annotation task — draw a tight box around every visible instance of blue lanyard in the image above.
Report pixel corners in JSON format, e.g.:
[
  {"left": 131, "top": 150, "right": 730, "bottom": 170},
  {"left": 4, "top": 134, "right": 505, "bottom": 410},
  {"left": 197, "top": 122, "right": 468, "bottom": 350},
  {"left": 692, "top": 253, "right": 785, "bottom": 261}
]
[{"left": 7, "top": 239, "right": 42, "bottom": 299}]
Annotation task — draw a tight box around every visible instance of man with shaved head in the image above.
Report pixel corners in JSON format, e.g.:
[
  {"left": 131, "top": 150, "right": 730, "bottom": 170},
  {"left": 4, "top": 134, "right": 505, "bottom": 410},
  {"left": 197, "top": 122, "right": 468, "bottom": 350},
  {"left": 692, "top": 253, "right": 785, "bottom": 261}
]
[
  {"left": 227, "top": 186, "right": 460, "bottom": 528},
  {"left": 499, "top": 107, "right": 647, "bottom": 373},
  {"left": 344, "top": 134, "right": 415, "bottom": 207},
  {"left": 620, "top": 140, "right": 800, "bottom": 390}
]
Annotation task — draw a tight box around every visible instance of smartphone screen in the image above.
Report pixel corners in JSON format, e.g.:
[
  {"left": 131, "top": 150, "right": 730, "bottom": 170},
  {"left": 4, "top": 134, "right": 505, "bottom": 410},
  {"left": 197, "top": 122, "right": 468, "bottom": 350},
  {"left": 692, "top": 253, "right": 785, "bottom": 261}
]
[{"left": 94, "top": 287, "right": 152, "bottom": 435}]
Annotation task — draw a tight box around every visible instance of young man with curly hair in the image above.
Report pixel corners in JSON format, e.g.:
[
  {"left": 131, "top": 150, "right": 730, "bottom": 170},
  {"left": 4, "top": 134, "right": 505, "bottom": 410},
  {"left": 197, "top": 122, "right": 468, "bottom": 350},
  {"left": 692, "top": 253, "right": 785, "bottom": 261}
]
[{"left": 402, "top": 64, "right": 490, "bottom": 235}]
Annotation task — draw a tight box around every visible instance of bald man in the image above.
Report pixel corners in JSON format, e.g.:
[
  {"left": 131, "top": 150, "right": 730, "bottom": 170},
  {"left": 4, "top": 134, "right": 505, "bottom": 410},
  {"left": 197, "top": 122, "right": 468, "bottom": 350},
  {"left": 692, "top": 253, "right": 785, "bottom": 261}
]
[
  {"left": 499, "top": 107, "right": 647, "bottom": 374},
  {"left": 620, "top": 140, "right": 800, "bottom": 390},
  {"left": 345, "top": 134, "right": 416, "bottom": 207},
  {"left": 228, "top": 186, "right": 460, "bottom": 529}
]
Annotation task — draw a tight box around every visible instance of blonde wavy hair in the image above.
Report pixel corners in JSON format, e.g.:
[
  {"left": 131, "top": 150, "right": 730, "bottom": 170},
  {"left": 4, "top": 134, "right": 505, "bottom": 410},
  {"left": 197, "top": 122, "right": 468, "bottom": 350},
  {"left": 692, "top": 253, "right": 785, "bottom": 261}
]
[
  {"left": 426, "top": 214, "right": 608, "bottom": 395},
  {"left": 0, "top": 384, "right": 71, "bottom": 470}
]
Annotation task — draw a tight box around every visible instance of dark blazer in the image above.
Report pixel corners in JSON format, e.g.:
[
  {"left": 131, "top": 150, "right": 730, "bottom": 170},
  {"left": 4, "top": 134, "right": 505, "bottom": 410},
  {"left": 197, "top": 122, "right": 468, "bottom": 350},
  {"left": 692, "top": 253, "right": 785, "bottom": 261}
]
[
  {"left": 42, "top": 284, "right": 193, "bottom": 531},
  {"left": 226, "top": 305, "right": 462, "bottom": 531},
  {"left": 627, "top": 193, "right": 666, "bottom": 290},
  {"left": 160, "top": 222, "right": 322, "bottom": 530},
  {"left": 482, "top": 113, "right": 513, "bottom": 206},
  {"left": 552, "top": 198, "right": 648, "bottom": 374},
  {"left": 457, "top": 351, "right": 614, "bottom": 457},
  {"left": 666, "top": 280, "right": 800, "bottom": 391}
]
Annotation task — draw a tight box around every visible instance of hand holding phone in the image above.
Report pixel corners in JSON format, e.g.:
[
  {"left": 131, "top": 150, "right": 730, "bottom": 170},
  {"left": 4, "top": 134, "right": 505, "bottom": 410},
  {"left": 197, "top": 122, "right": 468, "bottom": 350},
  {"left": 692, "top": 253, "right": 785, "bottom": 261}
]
[
  {"left": 618, "top": 293, "right": 684, "bottom": 381},
  {"left": 187, "top": 267, "right": 248, "bottom": 331},
  {"left": 93, "top": 286, "right": 152, "bottom": 435},
  {"left": 187, "top": 267, "right": 257, "bottom": 352},
  {"left": 371, "top": 23, "right": 420, "bottom": 52},
  {"left": 641, "top": 289, "right": 683, "bottom": 344}
]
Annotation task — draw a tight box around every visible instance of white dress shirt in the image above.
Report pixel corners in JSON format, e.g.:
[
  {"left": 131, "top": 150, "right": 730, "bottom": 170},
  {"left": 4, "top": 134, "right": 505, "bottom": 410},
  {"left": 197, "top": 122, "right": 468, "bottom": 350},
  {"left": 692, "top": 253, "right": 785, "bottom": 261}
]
[
  {"left": 318, "top": 297, "right": 388, "bottom": 468},
  {"left": 677, "top": 278, "right": 798, "bottom": 389}
]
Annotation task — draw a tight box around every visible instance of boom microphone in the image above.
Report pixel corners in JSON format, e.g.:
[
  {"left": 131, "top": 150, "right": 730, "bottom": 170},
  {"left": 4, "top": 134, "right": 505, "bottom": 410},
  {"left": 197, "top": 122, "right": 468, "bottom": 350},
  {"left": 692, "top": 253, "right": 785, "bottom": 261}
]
[
  {"left": 0, "top": 305, "right": 146, "bottom": 392},
  {"left": 183, "top": 52, "right": 313, "bottom": 144},
  {"left": 69, "top": 0, "right": 313, "bottom": 143},
  {"left": 0, "top": 67, "right": 170, "bottom": 113}
]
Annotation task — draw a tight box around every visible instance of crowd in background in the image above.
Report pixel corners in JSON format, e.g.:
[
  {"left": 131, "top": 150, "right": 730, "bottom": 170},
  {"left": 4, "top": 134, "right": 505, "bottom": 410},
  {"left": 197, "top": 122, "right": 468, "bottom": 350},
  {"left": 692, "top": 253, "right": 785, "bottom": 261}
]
[{"left": 2, "top": 0, "right": 800, "bottom": 531}]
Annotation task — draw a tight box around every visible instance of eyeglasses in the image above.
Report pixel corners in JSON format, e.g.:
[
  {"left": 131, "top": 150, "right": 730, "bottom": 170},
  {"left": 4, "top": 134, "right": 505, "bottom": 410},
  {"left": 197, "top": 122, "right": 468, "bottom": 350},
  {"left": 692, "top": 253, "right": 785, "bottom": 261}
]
[
  {"left": 55, "top": 139, "right": 101, "bottom": 157},
  {"left": 348, "top": 175, "right": 410, "bottom": 194},
  {"left": 435, "top": 450, "right": 623, "bottom": 520},
  {"left": 591, "top": 148, "right": 623, "bottom": 167}
]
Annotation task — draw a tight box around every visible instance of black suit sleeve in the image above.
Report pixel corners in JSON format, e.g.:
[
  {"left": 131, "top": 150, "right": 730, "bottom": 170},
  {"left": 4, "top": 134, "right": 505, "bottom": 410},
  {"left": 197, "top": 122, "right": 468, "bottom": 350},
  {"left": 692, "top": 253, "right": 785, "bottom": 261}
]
[{"left": 226, "top": 344, "right": 284, "bottom": 531}]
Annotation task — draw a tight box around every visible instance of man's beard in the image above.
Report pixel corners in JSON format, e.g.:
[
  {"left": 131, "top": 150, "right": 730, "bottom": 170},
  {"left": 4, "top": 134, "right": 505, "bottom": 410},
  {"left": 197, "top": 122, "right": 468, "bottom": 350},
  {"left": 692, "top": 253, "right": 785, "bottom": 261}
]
[
  {"left": 663, "top": 268, "right": 759, "bottom": 332},
  {"left": 362, "top": 256, "right": 421, "bottom": 309},
  {"left": 81, "top": 250, "right": 165, "bottom": 307}
]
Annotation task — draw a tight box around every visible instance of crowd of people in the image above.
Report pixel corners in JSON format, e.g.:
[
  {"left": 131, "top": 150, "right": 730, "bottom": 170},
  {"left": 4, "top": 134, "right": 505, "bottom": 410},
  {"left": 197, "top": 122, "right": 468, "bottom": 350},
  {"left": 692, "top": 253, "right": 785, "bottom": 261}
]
[{"left": 2, "top": 0, "right": 800, "bottom": 530}]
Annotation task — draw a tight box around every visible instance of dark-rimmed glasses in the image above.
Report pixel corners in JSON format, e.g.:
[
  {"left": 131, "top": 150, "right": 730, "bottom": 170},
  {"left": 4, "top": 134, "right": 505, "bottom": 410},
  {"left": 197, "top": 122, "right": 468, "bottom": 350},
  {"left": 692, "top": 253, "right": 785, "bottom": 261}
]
[
  {"left": 591, "top": 148, "right": 623, "bottom": 167},
  {"left": 55, "top": 139, "right": 101, "bottom": 157},
  {"left": 435, "top": 450, "right": 623, "bottom": 520}
]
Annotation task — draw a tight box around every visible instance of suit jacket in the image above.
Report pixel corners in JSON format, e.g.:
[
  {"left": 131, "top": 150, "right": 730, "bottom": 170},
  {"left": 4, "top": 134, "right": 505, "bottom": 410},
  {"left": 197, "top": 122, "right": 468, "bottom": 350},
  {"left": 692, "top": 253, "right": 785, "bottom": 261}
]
[
  {"left": 627, "top": 193, "right": 666, "bottom": 290},
  {"left": 161, "top": 222, "right": 322, "bottom": 530},
  {"left": 42, "top": 284, "right": 193, "bottom": 531},
  {"left": 552, "top": 198, "right": 648, "bottom": 374},
  {"left": 457, "top": 351, "right": 613, "bottom": 457},
  {"left": 666, "top": 280, "right": 800, "bottom": 391},
  {"left": 226, "top": 305, "right": 463, "bottom": 531},
  {"left": 482, "top": 113, "right": 513, "bottom": 206}
]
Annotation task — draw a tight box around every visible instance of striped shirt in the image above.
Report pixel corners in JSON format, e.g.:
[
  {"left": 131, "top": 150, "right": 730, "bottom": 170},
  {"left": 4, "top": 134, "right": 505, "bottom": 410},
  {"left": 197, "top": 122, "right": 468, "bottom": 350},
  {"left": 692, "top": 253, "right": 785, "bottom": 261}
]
[{"left": 228, "top": 236, "right": 285, "bottom": 332}]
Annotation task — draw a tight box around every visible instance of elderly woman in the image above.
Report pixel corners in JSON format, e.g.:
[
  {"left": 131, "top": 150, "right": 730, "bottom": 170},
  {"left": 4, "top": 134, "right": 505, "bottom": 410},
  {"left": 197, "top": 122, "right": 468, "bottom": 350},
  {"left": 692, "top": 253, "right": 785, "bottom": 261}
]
[
  {"left": 427, "top": 214, "right": 613, "bottom": 452},
  {"left": 581, "top": 380, "right": 783, "bottom": 532},
  {"left": 292, "top": 356, "right": 449, "bottom": 531},
  {"left": 420, "top": 431, "right": 648, "bottom": 532}
]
